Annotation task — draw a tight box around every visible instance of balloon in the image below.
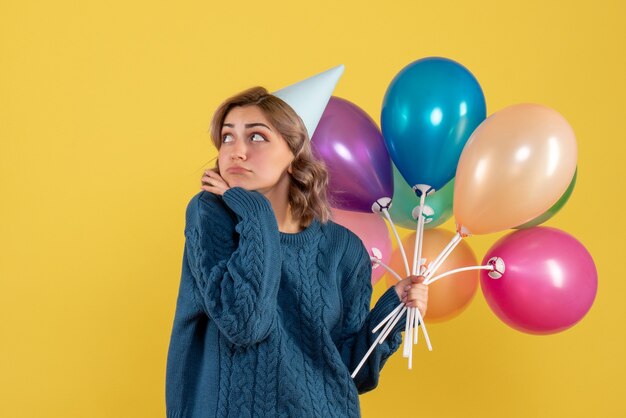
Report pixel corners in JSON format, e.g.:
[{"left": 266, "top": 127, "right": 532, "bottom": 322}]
[
  {"left": 388, "top": 164, "right": 454, "bottom": 230},
  {"left": 515, "top": 168, "right": 577, "bottom": 229},
  {"left": 481, "top": 227, "right": 597, "bottom": 335},
  {"left": 311, "top": 96, "right": 393, "bottom": 212},
  {"left": 381, "top": 57, "right": 486, "bottom": 193},
  {"left": 455, "top": 103, "right": 578, "bottom": 235},
  {"left": 384, "top": 228, "right": 479, "bottom": 323},
  {"left": 331, "top": 208, "right": 392, "bottom": 285}
]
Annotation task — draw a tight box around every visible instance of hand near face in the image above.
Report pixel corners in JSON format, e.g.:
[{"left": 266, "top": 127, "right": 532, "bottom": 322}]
[{"left": 201, "top": 170, "right": 231, "bottom": 196}]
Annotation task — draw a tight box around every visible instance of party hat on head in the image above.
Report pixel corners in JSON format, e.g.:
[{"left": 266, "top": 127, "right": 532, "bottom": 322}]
[{"left": 273, "top": 64, "right": 344, "bottom": 139}]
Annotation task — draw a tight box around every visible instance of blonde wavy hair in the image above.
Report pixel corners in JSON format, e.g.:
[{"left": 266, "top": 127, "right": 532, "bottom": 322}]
[{"left": 208, "top": 86, "right": 332, "bottom": 227}]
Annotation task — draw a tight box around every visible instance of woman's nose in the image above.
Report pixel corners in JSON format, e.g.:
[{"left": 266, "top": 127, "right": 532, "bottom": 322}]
[{"left": 231, "top": 140, "right": 247, "bottom": 160}]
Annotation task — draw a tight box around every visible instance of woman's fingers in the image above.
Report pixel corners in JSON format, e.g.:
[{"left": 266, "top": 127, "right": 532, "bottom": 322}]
[
  {"left": 397, "top": 275, "right": 429, "bottom": 317},
  {"left": 202, "top": 171, "right": 225, "bottom": 185},
  {"left": 410, "top": 275, "right": 426, "bottom": 284},
  {"left": 200, "top": 170, "right": 230, "bottom": 195},
  {"left": 402, "top": 283, "right": 428, "bottom": 315}
]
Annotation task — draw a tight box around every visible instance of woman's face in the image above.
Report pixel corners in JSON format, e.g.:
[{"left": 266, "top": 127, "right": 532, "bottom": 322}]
[{"left": 218, "top": 105, "right": 295, "bottom": 194}]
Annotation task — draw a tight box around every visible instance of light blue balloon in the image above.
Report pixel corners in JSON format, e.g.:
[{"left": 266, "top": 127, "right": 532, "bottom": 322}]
[{"left": 381, "top": 57, "right": 486, "bottom": 194}]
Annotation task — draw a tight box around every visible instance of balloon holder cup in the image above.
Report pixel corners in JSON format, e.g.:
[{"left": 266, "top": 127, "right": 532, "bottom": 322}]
[
  {"left": 456, "top": 224, "right": 472, "bottom": 238},
  {"left": 371, "top": 197, "right": 392, "bottom": 213},
  {"left": 371, "top": 248, "right": 383, "bottom": 269},
  {"left": 487, "top": 257, "right": 506, "bottom": 279},
  {"left": 412, "top": 184, "right": 435, "bottom": 197},
  {"left": 412, "top": 205, "right": 435, "bottom": 224}
]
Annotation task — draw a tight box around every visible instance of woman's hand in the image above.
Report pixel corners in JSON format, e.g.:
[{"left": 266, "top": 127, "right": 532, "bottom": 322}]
[
  {"left": 201, "top": 170, "right": 231, "bottom": 196},
  {"left": 394, "top": 275, "right": 428, "bottom": 319}
]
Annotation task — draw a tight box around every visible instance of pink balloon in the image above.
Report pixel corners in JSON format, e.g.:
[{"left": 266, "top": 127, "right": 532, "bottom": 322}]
[
  {"left": 331, "top": 208, "right": 392, "bottom": 285},
  {"left": 481, "top": 227, "right": 597, "bottom": 335}
]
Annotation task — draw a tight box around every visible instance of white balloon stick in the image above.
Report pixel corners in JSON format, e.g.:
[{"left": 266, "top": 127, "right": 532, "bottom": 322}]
[
  {"left": 425, "top": 265, "right": 495, "bottom": 285},
  {"left": 408, "top": 311, "right": 414, "bottom": 369},
  {"left": 370, "top": 257, "right": 404, "bottom": 282},
  {"left": 422, "top": 233, "right": 461, "bottom": 277},
  {"left": 372, "top": 302, "right": 403, "bottom": 334},
  {"left": 416, "top": 306, "right": 432, "bottom": 351},
  {"left": 412, "top": 192, "right": 427, "bottom": 276},
  {"left": 423, "top": 233, "right": 462, "bottom": 279},
  {"left": 403, "top": 309, "right": 411, "bottom": 358},
  {"left": 380, "top": 306, "right": 408, "bottom": 344},
  {"left": 351, "top": 321, "right": 390, "bottom": 379},
  {"left": 407, "top": 191, "right": 426, "bottom": 366},
  {"left": 381, "top": 208, "right": 411, "bottom": 277},
  {"left": 413, "top": 313, "right": 419, "bottom": 345}
]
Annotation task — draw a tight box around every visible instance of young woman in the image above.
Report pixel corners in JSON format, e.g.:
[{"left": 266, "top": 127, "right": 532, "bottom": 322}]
[{"left": 166, "top": 86, "right": 428, "bottom": 418}]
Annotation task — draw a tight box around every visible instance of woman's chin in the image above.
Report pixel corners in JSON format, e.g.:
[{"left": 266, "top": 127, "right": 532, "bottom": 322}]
[{"left": 226, "top": 180, "right": 251, "bottom": 190}]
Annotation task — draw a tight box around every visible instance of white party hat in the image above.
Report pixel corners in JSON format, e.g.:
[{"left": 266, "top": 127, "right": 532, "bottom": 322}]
[{"left": 273, "top": 64, "right": 344, "bottom": 139}]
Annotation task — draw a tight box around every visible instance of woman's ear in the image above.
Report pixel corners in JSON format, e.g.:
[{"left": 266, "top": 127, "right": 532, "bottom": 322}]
[{"left": 287, "top": 158, "right": 295, "bottom": 174}]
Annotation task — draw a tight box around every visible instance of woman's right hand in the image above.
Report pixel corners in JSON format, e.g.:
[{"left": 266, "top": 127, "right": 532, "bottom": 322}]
[
  {"left": 394, "top": 275, "right": 428, "bottom": 319},
  {"left": 201, "top": 170, "right": 231, "bottom": 196}
]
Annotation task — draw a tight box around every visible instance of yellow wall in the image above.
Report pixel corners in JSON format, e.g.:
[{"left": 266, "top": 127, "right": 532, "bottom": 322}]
[{"left": 1, "top": 0, "right": 624, "bottom": 417}]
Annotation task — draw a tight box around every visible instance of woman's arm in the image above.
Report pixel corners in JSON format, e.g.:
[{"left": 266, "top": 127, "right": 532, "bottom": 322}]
[
  {"left": 184, "top": 187, "right": 282, "bottom": 347},
  {"left": 337, "top": 241, "right": 407, "bottom": 394}
]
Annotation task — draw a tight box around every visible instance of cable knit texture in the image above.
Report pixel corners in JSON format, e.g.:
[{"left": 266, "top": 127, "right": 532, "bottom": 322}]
[{"left": 166, "top": 187, "right": 406, "bottom": 418}]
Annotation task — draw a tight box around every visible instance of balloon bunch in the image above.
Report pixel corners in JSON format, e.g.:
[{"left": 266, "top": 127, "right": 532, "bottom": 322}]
[{"left": 311, "top": 57, "right": 597, "bottom": 375}]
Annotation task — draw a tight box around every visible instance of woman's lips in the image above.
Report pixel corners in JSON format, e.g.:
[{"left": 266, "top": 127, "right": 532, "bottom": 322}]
[{"left": 226, "top": 166, "right": 250, "bottom": 174}]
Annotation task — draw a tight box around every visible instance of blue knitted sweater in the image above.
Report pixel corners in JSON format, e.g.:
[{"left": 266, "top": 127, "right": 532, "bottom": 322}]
[{"left": 166, "top": 187, "right": 406, "bottom": 418}]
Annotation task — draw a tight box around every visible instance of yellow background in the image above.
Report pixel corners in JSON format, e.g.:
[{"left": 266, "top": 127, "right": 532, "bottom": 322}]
[{"left": 1, "top": 0, "right": 624, "bottom": 417}]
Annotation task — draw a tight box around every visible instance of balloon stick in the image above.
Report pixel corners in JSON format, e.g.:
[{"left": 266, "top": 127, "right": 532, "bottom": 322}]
[
  {"left": 379, "top": 305, "right": 402, "bottom": 342},
  {"left": 413, "top": 308, "right": 419, "bottom": 344},
  {"left": 370, "top": 257, "right": 403, "bottom": 282},
  {"left": 372, "top": 301, "right": 404, "bottom": 333},
  {"left": 372, "top": 302, "right": 404, "bottom": 334},
  {"left": 416, "top": 307, "right": 432, "bottom": 351},
  {"left": 408, "top": 310, "right": 414, "bottom": 368},
  {"left": 403, "top": 307, "right": 411, "bottom": 358},
  {"left": 380, "top": 208, "right": 411, "bottom": 277},
  {"left": 412, "top": 189, "right": 428, "bottom": 275},
  {"left": 351, "top": 312, "right": 401, "bottom": 379},
  {"left": 424, "top": 264, "right": 496, "bottom": 285},
  {"left": 379, "top": 306, "right": 407, "bottom": 344},
  {"left": 423, "top": 233, "right": 462, "bottom": 278},
  {"left": 407, "top": 188, "right": 429, "bottom": 364}
]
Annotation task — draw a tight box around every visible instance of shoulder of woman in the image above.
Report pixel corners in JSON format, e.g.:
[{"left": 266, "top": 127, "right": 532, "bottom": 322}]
[
  {"left": 185, "top": 191, "right": 236, "bottom": 228},
  {"left": 323, "top": 219, "right": 364, "bottom": 245},
  {"left": 322, "top": 220, "right": 369, "bottom": 267}
]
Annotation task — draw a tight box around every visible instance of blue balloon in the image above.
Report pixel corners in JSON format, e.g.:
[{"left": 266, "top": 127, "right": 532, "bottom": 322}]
[{"left": 381, "top": 57, "right": 486, "bottom": 194}]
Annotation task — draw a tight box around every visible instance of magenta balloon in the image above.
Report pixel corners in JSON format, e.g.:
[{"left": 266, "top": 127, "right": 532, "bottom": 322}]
[
  {"left": 311, "top": 97, "right": 393, "bottom": 212},
  {"left": 481, "top": 227, "right": 597, "bottom": 335},
  {"left": 331, "top": 208, "right": 392, "bottom": 285}
]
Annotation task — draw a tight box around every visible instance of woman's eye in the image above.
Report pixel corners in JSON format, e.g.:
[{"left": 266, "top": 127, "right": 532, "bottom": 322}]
[
  {"left": 251, "top": 133, "right": 266, "bottom": 142},
  {"left": 222, "top": 133, "right": 234, "bottom": 143}
]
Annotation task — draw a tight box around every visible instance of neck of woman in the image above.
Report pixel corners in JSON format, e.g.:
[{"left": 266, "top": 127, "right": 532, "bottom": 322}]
[
  {"left": 259, "top": 174, "right": 303, "bottom": 234},
  {"left": 274, "top": 205, "right": 302, "bottom": 234}
]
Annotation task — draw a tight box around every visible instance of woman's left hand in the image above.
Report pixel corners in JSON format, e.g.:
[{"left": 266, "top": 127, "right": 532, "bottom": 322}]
[
  {"left": 394, "top": 275, "right": 429, "bottom": 319},
  {"left": 201, "top": 170, "right": 231, "bottom": 196}
]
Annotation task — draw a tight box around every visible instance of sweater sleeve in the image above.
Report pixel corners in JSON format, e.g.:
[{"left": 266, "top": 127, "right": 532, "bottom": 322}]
[
  {"left": 183, "top": 187, "right": 282, "bottom": 347},
  {"left": 165, "top": 244, "right": 214, "bottom": 417},
  {"left": 337, "top": 240, "right": 407, "bottom": 394}
]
